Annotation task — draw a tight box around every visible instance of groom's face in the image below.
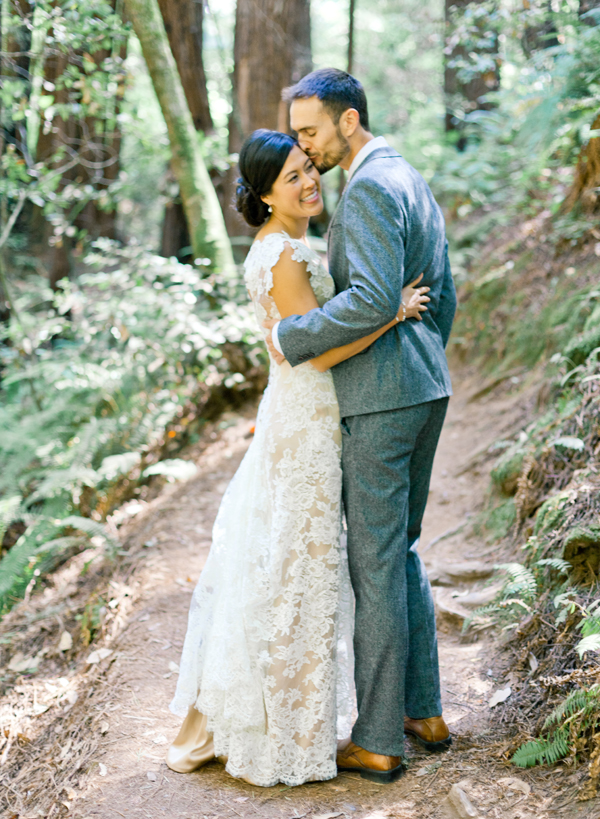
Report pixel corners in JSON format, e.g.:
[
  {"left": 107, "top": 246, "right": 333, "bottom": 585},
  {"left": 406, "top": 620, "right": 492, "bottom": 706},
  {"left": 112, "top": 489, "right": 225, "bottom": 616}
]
[{"left": 290, "top": 97, "right": 350, "bottom": 174}]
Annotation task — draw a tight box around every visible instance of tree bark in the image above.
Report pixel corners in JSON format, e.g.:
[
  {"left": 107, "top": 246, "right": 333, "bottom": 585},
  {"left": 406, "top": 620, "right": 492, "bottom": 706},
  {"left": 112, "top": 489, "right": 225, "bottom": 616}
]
[
  {"left": 32, "top": 1, "right": 127, "bottom": 285},
  {"left": 561, "top": 113, "right": 600, "bottom": 215},
  {"left": 580, "top": 0, "right": 600, "bottom": 22},
  {"left": 124, "top": 0, "right": 233, "bottom": 273},
  {"left": 156, "top": 0, "right": 212, "bottom": 133},
  {"left": 156, "top": 0, "right": 213, "bottom": 262},
  {"left": 522, "top": 1, "right": 559, "bottom": 56},
  {"left": 444, "top": 0, "right": 500, "bottom": 150},
  {"left": 226, "top": 0, "right": 311, "bottom": 235}
]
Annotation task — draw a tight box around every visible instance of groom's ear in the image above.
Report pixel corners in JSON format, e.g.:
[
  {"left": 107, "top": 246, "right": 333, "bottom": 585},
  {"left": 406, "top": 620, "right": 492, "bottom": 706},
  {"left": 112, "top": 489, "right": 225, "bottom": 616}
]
[{"left": 339, "top": 108, "right": 360, "bottom": 138}]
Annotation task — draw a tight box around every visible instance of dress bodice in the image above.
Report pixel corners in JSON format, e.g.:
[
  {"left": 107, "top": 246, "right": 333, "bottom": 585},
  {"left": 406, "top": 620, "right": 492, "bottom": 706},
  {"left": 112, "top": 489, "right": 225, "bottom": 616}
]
[{"left": 243, "top": 232, "right": 334, "bottom": 332}]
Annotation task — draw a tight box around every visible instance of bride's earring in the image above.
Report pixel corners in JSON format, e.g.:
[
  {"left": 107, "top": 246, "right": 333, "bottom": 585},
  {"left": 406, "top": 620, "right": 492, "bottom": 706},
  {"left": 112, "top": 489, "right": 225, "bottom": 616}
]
[{"left": 268, "top": 205, "right": 273, "bottom": 213}]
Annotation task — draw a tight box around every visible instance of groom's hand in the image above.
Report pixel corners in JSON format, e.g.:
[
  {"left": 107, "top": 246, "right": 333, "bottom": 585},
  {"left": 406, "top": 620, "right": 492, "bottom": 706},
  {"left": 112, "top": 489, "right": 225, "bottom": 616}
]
[{"left": 263, "top": 319, "right": 286, "bottom": 365}]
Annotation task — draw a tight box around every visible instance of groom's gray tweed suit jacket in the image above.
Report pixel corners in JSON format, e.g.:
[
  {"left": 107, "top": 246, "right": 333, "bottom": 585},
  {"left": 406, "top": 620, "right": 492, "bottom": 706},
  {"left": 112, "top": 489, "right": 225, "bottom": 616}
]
[{"left": 277, "top": 145, "right": 457, "bottom": 417}]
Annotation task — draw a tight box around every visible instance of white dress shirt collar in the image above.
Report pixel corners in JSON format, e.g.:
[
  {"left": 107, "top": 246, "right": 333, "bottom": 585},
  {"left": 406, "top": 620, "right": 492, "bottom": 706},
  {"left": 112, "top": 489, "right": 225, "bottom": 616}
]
[{"left": 347, "top": 135, "right": 390, "bottom": 181}]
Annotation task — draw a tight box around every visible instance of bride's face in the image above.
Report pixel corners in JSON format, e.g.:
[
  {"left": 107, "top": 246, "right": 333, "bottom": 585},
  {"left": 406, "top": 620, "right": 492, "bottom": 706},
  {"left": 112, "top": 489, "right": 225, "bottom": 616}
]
[{"left": 263, "top": 145, "right": 323, "bottom": 221}]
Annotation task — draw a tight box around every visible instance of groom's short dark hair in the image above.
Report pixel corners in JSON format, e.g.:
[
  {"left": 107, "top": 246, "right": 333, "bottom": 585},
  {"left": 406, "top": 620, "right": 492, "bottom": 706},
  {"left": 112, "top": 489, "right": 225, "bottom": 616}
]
[{"left": 283, "top": 68, "right": 370, "bottom": 131}]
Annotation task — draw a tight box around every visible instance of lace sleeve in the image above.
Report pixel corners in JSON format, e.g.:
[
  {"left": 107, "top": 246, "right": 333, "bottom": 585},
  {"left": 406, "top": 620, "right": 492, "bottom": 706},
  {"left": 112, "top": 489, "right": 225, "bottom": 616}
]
[{"left": 243, "top": 233, "right": 320, "bottom": 301}]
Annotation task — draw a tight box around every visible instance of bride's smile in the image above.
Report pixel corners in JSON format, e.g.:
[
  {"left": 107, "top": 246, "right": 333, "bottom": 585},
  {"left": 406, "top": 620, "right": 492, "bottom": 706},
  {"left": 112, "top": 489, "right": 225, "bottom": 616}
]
[{"left": 261, "top": 144, "right": 323, "bottom": 228}]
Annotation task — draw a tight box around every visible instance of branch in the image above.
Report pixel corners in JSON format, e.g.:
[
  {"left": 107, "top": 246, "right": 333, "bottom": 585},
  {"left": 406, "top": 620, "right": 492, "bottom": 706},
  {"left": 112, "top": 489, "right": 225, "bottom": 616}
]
[{"left": 0, "top": 189, "right": 27, "bottom": 250}]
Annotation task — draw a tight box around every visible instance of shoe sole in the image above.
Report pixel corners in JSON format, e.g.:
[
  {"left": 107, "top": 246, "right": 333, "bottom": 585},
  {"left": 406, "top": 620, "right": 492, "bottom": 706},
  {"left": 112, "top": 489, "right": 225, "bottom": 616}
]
[
  {"left": 405, "top": 731, "right": 452, "bottom": 753},
  {"left": 338, "top": 762, "right": 406, "bottom": 784}
]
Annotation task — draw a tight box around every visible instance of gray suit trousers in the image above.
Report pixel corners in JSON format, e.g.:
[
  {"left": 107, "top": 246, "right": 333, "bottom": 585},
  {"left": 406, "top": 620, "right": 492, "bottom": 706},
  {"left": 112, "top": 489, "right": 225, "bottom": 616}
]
[{"left": 341, "top": 397, "right": 448, "bottom": 757}]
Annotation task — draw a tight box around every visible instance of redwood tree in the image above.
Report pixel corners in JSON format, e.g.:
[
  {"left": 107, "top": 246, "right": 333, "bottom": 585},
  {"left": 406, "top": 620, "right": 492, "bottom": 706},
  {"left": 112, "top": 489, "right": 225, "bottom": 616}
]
[
  {"left": 157, "top": 0, "right": 213, "bottom": 260},
  {"left": 226, "top": 0, "right": 311, "bottom": 235}
]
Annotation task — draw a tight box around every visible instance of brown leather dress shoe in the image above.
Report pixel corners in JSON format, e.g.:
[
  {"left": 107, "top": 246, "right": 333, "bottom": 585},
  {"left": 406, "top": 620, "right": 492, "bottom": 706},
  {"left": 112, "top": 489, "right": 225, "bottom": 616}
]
[
  {"left": 336, "top": 739, "right": 406, "bottom": 783},
  {"left": 404, "top": 716, "right": 452, "bottom": 753}
]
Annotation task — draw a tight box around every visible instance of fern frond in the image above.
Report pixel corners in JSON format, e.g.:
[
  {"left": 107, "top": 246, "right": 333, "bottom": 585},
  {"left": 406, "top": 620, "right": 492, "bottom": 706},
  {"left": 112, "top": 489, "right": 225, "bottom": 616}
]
[
  {"left": 576, "top": 634, "right": 600, "bottom": 658},
  {"left": 544, "top": 685, "right": 600, "bottom": 729},
  {"left": 536, "top": 558, "right": 571, "bottom": 574},
  {"left": 495, "top": 562, "right": 538, "bottom": 601},
  {"left": 57, "top": 515, "right": 118, "bottom": 549},
  {"left": 0, "top": 495, "right": 23, "bottom": 543},
  {"left": 512, "top": 729, "right": 570, "bottom": 767}
]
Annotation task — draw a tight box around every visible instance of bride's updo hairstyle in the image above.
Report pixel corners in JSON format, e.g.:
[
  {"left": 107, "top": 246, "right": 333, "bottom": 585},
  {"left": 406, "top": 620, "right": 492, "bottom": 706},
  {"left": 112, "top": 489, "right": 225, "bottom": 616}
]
[{"left": 236, "top": 129, "right": 298, "bottom": 227}]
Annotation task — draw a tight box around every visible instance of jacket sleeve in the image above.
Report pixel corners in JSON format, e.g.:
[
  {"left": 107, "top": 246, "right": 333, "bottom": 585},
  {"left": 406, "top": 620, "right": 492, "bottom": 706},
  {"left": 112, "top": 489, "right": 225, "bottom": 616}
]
[
  {"left": 277, "top": 178, "right": 406, "bottom": 367},
  {"left": 436, "top": 242, "right": 457, "bottom": 349}
]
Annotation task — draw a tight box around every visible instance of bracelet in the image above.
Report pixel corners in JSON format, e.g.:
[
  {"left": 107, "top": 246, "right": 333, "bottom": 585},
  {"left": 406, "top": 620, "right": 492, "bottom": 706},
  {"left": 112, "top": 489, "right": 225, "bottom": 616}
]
[{"left": 396, "top": 301, "right": 407, "bottom": 322}]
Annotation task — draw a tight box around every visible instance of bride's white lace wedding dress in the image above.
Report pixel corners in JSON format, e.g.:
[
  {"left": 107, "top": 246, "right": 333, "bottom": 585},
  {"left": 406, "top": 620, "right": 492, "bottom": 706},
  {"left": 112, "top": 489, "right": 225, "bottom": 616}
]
[{"left": 170, "top": 232, "right": 355, "bottom": 788}]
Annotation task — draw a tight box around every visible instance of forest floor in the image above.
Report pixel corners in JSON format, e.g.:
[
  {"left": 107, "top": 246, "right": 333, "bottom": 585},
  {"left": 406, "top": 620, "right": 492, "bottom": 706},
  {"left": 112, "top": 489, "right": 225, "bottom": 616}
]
[{"left": 4, "top": 365, "right": 600, "bottom": 819}]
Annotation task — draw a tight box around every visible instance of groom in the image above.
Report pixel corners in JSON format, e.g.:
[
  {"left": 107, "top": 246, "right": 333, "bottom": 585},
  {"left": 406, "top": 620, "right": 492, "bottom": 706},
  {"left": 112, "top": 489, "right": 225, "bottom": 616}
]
[{"left": 265, "top": 68, "right": 457, "bottom": 783}]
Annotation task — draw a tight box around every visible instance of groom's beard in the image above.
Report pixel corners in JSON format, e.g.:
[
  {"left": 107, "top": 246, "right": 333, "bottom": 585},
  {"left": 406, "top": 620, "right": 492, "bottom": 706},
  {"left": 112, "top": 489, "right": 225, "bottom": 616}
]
[{"left": 311, "top": 127, "right": 350, "bottom": 174}]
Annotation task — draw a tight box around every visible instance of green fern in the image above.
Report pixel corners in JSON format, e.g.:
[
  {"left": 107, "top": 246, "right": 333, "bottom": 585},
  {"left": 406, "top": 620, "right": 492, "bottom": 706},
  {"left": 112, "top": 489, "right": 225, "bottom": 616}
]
[
  {"left": 0, "top": 496, "right": 23, "bottom": 544},
  {"left": 495, "top": 562, "right": 538, "bottom": 602},
  {"left": 576, "top": 634, "right": 600, "bottom": 658},
  {"left": 544, "top": 685, "right": 600, "bottom": 730},
  {"left": 536, "top": 558, "right": 571, "bottom": 574},
  {"left": 512, "top": 729, "right": 570, "bottom": 767}
]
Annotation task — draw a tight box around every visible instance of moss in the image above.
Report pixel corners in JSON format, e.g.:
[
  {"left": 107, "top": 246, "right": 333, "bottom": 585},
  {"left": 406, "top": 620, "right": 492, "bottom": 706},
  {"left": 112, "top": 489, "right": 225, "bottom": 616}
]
[
  {"left": 491, "top": 447, "right": 526, "bottom": 496},
  {"left": 563, "top": 526, "right": 600, "bottom": 572},
  {"left": 473, "top": 498, "right": 517, "bottom": 542}
]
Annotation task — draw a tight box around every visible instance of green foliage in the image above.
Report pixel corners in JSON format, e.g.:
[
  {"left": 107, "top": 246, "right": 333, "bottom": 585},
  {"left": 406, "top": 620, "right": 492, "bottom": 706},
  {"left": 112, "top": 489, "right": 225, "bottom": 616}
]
[
  {"left": 512, "top": 729, "right": 570, "bottom": 768},
  {"left": 0, "top": 242, "right": 265, "bottom": 611},
  {"left": 513, "top": 685, "right": 600, "bottom": 768},
  {"left": 1, "top": 0, "right": 129, "bottom": 246},
  {"left": 491, "top": 446, "right": 525, "bottom": 496}
]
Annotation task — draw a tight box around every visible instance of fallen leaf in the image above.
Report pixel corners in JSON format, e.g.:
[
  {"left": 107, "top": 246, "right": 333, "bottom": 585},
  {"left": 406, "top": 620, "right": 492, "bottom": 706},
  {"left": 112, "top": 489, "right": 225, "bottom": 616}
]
[
  {"left": 8, "top": 652, "right": 39, "bottom": 672},
  {"left": 153, "top": 734, "right": 168, "bottom": 745},
  {"left": 528, "top": 653, "right": 538, "bottom": 672},
  {"left": 62, "top": 689, "right": 78, "bottom": 711},
  {"left": 146, "top": 771, "right": 157, "bottom": 782},
  {"left": 58, "top": 631, "right": 73, "bottom": 652},
  {"left": 489, "top": 686, "right": 511, "bottom": 708},
  {"left": 497, "top": 776, "right": 531, "bottom": 796},
  {"left": 99, "top": 721, "right": 109, "bottom": 734},
  {"left": 234, "top": 797, "right": 249, "bottom": 802},
  {"left": 168, "top": 661, "right": 179, "bottom": 674},
  {"left": 99, "top": 762, "right": 107, "bottom": 777},
  {"left": 448, "top": 784, "right": 478, "bottom": 818},
  {"left": 313, "top": 814, "right": 343, "bottom": 819},
  {"left": 86, "top": 648, "right": 113, "bottom": 664}
]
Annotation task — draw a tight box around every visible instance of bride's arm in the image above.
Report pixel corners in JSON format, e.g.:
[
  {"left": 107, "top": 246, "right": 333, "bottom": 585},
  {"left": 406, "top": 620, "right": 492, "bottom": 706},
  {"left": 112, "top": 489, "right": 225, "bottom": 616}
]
[{"left": 270, "top": 245, "right": 429, "bottom": 373}]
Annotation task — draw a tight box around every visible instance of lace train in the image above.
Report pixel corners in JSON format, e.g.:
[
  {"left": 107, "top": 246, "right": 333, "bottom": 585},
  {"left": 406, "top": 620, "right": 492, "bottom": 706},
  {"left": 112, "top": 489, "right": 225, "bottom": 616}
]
[{"left": 170, "top": 233, "right": 355, "bottom": 787}]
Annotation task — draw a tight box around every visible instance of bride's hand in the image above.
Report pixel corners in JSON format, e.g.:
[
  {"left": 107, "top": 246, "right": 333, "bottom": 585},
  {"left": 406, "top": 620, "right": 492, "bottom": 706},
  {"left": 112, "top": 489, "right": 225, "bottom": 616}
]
[{"left": 399, "top": 273, "right": 430, "bottom": 322}]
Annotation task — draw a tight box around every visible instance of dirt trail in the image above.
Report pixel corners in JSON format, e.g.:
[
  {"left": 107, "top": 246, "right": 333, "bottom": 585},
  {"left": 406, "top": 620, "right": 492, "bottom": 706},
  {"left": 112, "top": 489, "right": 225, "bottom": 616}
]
[{"left": 71, "top": 369, "right": 599, "bottom": 819}]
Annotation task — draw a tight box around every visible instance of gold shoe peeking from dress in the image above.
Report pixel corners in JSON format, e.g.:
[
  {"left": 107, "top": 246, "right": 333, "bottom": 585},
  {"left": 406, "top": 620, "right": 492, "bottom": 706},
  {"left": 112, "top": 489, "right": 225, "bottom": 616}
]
[{"left": 166, "top": 707, "right": 216, "bottom": 773}]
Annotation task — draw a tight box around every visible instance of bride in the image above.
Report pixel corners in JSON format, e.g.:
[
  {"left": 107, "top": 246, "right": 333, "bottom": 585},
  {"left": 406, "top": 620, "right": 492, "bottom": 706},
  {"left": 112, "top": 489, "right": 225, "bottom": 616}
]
[{"left": 166, "top": 129, "right": 429, "bottom": 788}]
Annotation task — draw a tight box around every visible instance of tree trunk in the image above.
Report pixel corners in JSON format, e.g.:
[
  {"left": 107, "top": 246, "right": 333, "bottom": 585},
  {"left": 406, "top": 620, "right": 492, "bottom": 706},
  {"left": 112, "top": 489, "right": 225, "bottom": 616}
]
[
  {"left": 156, "top": 0, "right": 213, "bottom": 262},
  {"left": 522, "top": 0, "right": 559, "bottom": 56},
  {"left": 156, "top": 0, "right": 212, "bottom": 133},
  {"left": 561, "top": 113, "right": 600, "bottom": 215},
  {"left": 444, "top": 0, "right": 500, "bottom": 150},
  {"left": 124, "top": 0, "right": 234, "bottom": 273},
  {"left": 226, "top": 0, "right": 311, "bottom": 236},
  {"left": 32, "top": 0, "right": 128, "bottom": 285},
  {"left": 1, "top": 0, "right": 32, "bottom": 309},
  {"left": 76, "top": 31, "right": 128, "bottom": 243},
  {"left": 580, "top": 0, "right": 600, "bottom": 22}
]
